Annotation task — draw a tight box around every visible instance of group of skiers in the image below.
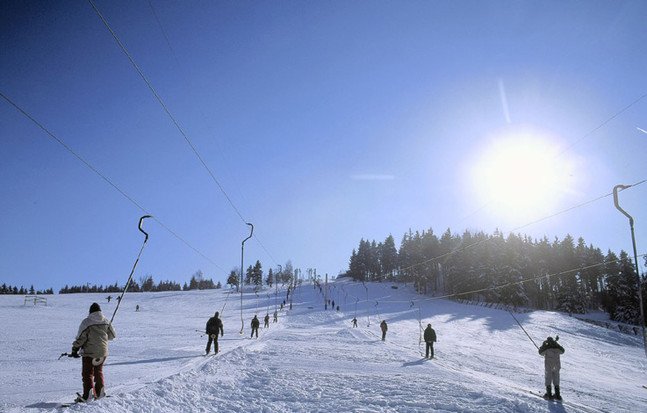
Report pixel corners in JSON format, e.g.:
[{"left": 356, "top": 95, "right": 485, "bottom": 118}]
[{"left": 69, "top": 300, "right": 566, "bottom": 403}]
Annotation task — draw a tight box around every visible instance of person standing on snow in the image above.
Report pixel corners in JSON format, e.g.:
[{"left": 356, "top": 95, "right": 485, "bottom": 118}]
[
  {"left": 205, "top": 311, "right": 224, "bottom": 355},
  {"left": 71, "top": 302, "right": 116, "bottom": 402},
  {"left": 380, "top": 320, "right": 388, "bottom": 341},
  {"left": 424, "top": 323, "right": 437, "bottom": 359},
  {"left": 273, "top": 310, "right": 278, "bottom": 323},
  {"left": 251, "top": 315, "right": 260, "bottom": 338},
  {"left": 539, "top": 336, "right": 565, "bottom": 400},
  {"left": 352, "top": 317, "right": 358, "bottom": 328},
  {"left": 264, "top": 313, "right": 270, "bottom": 328}
]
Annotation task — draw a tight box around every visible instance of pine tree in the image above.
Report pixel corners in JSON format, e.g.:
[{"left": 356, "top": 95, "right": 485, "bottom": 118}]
[{"left": 227, "top": 269, "right": 239, "bottom": 289}]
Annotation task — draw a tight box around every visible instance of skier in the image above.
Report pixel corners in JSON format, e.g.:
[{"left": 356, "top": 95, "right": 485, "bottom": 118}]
[
  {"left": 71, "top": 303, "right": 116, "bottom": 402},
  {"left": 380, "top": 320, "right": 388, "bottom": 341},
  {"left": 424, "top": 323, "right": 437, "bottom": 359},
  {"left": 251, "top": 315, "right": 260, "bottom": 338},
  {"left": 539, "top": 336, "right": 565, "bottom": 400},
  {"left": 273, "top": 310, "right": 278, "bottom": 323},
  {"left": 205, "top": 311, "right": 224, "bottom": 355},
  {"left": 352, "top": 317, "right": 358, "bottom": 328},
  {"left": 135, "top": 305, "right": 140, "bottom": 312},
  {"left": 106, "top": 296, "right": 111, "bottom": 303},
  {"left": 264, "top": 313, "right": 270, "bottom": 328}
]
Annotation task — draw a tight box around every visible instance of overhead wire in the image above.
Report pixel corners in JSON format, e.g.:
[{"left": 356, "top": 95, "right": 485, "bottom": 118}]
[
  {"left": 398, "top": 179, "right": 646, "bottom": 274},
  {"left": 0, "top": 90, "right": 224, "bottom": 272},
  {"left": 451, "top": 91, "right": 647, "bottom": 234},
  {"left": 365, "top": 252, "right": 647, "bottom": 306},
  {"left": 88, "top": 0, "right": 280, "bottom": 267}
]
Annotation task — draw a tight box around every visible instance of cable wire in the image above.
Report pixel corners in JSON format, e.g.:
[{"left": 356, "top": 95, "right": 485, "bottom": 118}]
[
  {"left": 88, "top": 0, "right": 280, "bottom": 268},
  {"left": 0, "top": 90, "right": 224, "bottom": 272},
  {"left": 399, "top": 179, "right": 646, "bottom": 274}
]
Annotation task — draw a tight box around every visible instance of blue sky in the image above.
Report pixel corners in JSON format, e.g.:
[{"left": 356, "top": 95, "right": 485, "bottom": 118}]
[{"left": 2, "top": 1, "right": 646, "bottom": 290}]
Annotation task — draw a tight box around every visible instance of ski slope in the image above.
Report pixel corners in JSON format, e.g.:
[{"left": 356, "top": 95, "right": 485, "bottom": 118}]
[{"left": 1, "top": 280, "right": 646, "bottom": 412}]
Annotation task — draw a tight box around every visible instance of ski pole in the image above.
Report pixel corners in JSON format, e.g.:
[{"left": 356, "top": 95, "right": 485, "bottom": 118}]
[
  {"left": 509, "top": 311, "right": 539, "bottom": 350},
  {"left": 110, "top": 215, "right": 152, "bottom": 324},
  {"left": 239, "top": 223, "right": 253, "bottom": 334}
]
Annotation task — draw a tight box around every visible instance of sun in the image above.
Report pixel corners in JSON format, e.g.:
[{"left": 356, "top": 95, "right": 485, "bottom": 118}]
[{"left": 472, "top": 131, "right": 567, "bottom": 219}]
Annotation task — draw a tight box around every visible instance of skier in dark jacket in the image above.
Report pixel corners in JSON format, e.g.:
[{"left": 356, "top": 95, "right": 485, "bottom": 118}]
[
  {"left": 424, "top": 324, "right": 437, "bottom": 359},
  {"left": 380, "top": 320, "right": 388, "bottom": 341},
  {"left": 352, "top": 317, "right": 358, "bottom": 328},
  {"left": 539, "top": 336, "right": 565, "bottom": 400},
  {"left": 251, "top": 315, "right": 260, "bottom": 338},
  {"left": 264, "top": 314, "right": 270, "bottom": 328},
  {"left": 205, "top": 311, "right": 224, "bottom": 354}
]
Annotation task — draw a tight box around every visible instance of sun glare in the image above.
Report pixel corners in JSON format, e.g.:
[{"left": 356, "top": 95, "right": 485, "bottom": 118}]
[{"left": 473, "top": 131, "right": 567, "bottom": 219}]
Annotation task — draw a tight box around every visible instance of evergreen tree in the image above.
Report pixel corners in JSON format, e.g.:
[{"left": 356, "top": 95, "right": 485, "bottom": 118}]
[
  {"left": 227, "top": 269, "right": 240, "bottom": 289},
  {"left": 380, "top": 235, "right": 399, "bottom": 280},
  {"left": 252, "top": 260, "right": 263, "bottom": 286},
  {"left": 266, "top": 268, "right": 274, "bottom": 287}
]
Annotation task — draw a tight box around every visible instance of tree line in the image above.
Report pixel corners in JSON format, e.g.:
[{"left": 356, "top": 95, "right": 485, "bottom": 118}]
[
  {"left": 0, "top": 284, "right": 54, "bottom": 295},
  {"left": 226, "top": 260, "right": 298, "bottom": 289},
  {"left": 347, "top": 228, "right": 646, "bottom": 325},
  {"left": 58, "top": 270, "right": 221, "bottom": 294}
]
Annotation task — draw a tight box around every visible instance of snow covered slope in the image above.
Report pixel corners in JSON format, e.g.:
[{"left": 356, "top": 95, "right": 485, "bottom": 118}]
[{"left": 1, "top": 280, "right": 645, "bottom": 412}]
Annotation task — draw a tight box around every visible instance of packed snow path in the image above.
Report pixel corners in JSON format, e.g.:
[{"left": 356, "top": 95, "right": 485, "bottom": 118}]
[{"left": 1, "top": 280, "right": 646, "bottom": 412}]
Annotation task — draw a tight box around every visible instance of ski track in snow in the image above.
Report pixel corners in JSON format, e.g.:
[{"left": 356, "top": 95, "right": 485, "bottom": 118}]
[{"left": 1, "top": 281, "right": 646, "bottom": 412}]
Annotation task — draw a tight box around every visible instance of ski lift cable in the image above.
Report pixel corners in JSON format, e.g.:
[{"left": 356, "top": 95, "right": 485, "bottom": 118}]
[
  {"left": 399, "top": 179, "right": 646, "bottom": 274},
  {"left": 0, "top": 91, "right": 225, "bottom": 272},
  {"left": 453, "top": 91, "right": 647, "bottom": 234},
  {"left": 88, "top": 0, "right": 281, "bottom": 268},
  {"left": 375, "top": 252, "right": 647, "bottom": 306}
]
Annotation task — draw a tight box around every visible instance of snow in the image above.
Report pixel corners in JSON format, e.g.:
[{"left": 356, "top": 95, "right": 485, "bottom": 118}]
[{"left": 1, "top": 280, "right": 646, "bottom": 412}]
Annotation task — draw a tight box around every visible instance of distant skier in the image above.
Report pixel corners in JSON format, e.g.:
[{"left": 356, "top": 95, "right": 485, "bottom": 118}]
[
  {"left": 424, "top": 323, "right": 437, "bottom": 359},
  {"left": 273, "top": 310, "right": 278, "bottom": 323},
  {"left": 352, "top": 317, "right": 358, "bottom": 328},
  {"left": 135, "top": 305, "right": 140, "bottom": 312},
  {"left": 251, "top": 315, "right": 260, "bottom": 338},
  {"left": 205, "top": 311, "right": 224, "bottom": 355},
  {"left": 116, "top": 296, "right": 121, "bottom": 303},
  {"left": 539, "top": 336, "right": 565, "bottom": 400},
  {"left": 264, "top": 313, "right": 270, "bottom": 328},
  {"left": 106, "top": 296, "right": 111, "bottom": 303},
  {"left": 380, "top": 320, "right": 388, "bottom": 341},
  {"left": 71, "top": 303, "right": 116, "bottom": 402},
  {"left": 332, "top": 300, "right": 335, "bottom": 309}
]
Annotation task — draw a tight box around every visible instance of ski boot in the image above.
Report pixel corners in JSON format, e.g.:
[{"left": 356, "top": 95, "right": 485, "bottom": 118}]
[{"left": 542, "top": 386, "right": 553, "bottom": 400}]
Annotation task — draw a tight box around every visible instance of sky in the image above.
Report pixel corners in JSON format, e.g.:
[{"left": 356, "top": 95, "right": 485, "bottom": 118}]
[{"left": 1, "top": 0, "right": 647, "bottom": 291}]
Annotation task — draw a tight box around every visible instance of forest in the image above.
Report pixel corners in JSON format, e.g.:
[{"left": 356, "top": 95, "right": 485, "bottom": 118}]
[{"left": 346, "top": 228, "right": 646, "bottom": 325}]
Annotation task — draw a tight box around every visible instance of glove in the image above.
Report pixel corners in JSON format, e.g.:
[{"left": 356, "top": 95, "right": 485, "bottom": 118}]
[{"left": 71, "top": 348, "right": 80, "bottom": 358}]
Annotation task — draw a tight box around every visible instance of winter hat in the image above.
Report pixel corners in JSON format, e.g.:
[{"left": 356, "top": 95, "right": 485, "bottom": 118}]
[
  {"left": 546, "top": 336, "right": 554, "bottom": 342},
  {"left": 428, "top": 324, "right": 432, "bottom": 328},
  {"left": 89, "top": 302, "right": 101, "bottom": 313},
  {"left": 215, "top": 311, "right": 219, "bottom": 317}
]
